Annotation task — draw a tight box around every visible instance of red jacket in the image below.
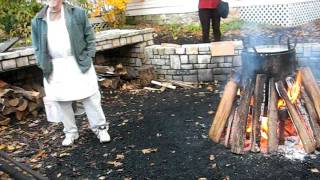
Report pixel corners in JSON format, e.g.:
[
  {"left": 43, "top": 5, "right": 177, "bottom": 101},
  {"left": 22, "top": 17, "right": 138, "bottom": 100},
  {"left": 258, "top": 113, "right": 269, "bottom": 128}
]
[{"left": 199, "top": 0, "right": 220, "bottom": 9}]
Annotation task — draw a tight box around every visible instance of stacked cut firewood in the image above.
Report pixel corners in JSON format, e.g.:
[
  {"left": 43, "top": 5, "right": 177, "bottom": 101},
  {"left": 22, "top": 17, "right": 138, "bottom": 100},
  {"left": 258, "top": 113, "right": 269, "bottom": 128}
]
[
  {"left": 0, "top": 80, "right": 44, "bottom": 125},
  {"left": 95, "top": 64, "right": 156, "bottom": 90}
]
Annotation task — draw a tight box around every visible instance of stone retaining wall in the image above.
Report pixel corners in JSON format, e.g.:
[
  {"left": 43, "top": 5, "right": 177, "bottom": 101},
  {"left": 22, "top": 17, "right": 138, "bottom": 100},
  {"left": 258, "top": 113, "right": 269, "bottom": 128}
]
[
  {"left": 0, "top": 29, "right": 154, "bottom": 73},
  {"left": 145, "top": 41, "right": 320, "bottom": 82}
]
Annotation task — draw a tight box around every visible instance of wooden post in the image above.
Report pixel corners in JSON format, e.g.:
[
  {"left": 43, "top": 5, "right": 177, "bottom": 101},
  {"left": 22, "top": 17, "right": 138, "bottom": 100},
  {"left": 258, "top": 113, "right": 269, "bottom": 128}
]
[
  {"left": 231, "top": 79, "right": 254, "bottom": 154},
  {"left": 250, "top": 74, "right": 267, "bottom": 152},
  {"left": 267, "top": 78, "right": 279, "bottom": 153},
  {"left": 209, "top": 80, "right": 238, "bottom": 143},
  {"left": 300, "top": 67, "right": 320, "bottom": 121},
  {"left": 276, "top": 81, "right": 316, "bottom": 153}
]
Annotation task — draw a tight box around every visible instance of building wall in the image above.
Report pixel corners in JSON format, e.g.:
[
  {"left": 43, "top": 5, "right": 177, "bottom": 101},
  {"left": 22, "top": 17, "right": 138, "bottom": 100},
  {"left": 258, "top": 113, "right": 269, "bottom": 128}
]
[{"left": 126, "top": 0, "right": 240, "bottom": 24}]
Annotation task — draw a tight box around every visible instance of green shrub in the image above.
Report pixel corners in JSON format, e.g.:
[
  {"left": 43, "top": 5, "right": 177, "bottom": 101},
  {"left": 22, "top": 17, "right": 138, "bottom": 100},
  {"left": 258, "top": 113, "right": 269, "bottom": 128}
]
[{"left": 0, "top": 0, "right": 42, "bottom": 45}]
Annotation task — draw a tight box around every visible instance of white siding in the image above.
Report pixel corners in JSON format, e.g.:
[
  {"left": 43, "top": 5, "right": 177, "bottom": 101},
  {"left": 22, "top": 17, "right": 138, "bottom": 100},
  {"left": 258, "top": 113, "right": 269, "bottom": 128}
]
[
  {"left": 126, "top": 0, "right": 244, "bottom": 16},
  {"left": 126, "top": 0, "right": 198, "bottom": 16}
]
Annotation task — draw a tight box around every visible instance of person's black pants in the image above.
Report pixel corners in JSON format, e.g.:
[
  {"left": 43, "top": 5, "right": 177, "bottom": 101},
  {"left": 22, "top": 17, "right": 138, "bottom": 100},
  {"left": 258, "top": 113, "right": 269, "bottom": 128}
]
[{"left": 199, "top": 8, "right": 221, "bottom": 43}]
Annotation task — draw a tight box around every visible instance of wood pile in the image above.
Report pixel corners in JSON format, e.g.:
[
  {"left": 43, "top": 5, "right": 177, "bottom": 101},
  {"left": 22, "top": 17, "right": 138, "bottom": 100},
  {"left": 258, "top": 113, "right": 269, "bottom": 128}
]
[
  {"left": 95, "top": 64, "right": 156, "bottom": 90},
  {"left": 95, "top": 64, "right": 198, "bottom": 92},
  {"left": 0, "top": 80, "right": 44, "bottom": 125}
]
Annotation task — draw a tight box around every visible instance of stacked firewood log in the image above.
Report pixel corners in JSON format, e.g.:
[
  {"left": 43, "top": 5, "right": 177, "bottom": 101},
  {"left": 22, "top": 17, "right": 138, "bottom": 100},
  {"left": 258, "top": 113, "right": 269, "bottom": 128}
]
[
  {"left": 0, "top": 80, "right": 44, "bottom": 125},
  {"left": 95, "top": 64, "right": 156, "bottom": 90}
]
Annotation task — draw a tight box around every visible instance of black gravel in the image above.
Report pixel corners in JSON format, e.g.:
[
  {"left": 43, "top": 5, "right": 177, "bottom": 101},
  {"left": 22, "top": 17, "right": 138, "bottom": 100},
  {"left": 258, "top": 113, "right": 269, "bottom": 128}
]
[{"left": 39, "top": 87, "right": 320, "bottom": 179}]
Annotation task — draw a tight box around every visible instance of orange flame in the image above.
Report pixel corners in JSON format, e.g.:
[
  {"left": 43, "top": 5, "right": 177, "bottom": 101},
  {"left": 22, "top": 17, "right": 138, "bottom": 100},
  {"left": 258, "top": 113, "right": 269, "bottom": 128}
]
[
  {"left": 260, "top": 117, "right": 268, "bottom": 140},
  {"left": 246, "top": 117, "right": 268, "bottom": 139},
  {"left": 277, "top": 72, "right": 302, "bottom": 108}
]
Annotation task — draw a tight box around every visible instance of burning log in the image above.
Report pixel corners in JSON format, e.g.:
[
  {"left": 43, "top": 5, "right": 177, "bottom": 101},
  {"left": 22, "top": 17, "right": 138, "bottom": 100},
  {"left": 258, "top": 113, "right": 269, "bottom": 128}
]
[
  {"left": 231, "top": 79, "right": 254, "bottom": 154},
  {"left": 276, "top": 81, "right": 316, "bottom": 153},
  {"left": 209, "top": 79, "right": 238, "bottom": 143},
  {"left": 300, "top": 67, "right": 320, "bottom": 121},
  {"left": 250, "top": 74, "right": 267, "bottom": 152},
  {"left": 267, "top": 78, "right": 279, "bottom": 153},
  {"left": 301, "top": 87, "right": 320, "bottom": 148},
  {"left": 285, "top": 75, "right": 320, "bottom": 148}
]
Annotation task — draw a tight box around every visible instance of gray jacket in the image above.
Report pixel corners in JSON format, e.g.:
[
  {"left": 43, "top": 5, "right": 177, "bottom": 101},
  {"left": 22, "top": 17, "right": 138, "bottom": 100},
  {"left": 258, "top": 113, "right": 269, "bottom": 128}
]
[{"left": 31, "top": 3, "right": 96, "bottom": 79}]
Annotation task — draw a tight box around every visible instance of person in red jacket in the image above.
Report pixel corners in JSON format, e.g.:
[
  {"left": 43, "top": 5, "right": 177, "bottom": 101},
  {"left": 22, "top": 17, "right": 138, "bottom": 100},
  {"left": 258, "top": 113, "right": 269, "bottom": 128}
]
[{"left": 198, "top": 0, "right": 221, "bottom": 43}]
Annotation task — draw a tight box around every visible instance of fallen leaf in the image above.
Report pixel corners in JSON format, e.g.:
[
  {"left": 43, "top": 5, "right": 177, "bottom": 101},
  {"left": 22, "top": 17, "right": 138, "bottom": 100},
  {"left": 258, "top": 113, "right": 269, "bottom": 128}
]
[
  {"left": 124, "top": 178, "right": 132, "bottom": 180},
  {"left": 207, "top": 110, "right": 214, "bottom": 115},
  {"left": 116, "top": 154, "right": 125, "bottom": 160},
  {"left": 32, "top": 163, "right": 42, "bottom": 169},
  {"left": 107, "top": 161, "right": 123, "bottom": 167},
  {"left": 6, "top": 145, "right": 15, "bottom": 151},
  {"left": 223, "top": 176, "right": 230, "bottom": 180},
  {"left": 207, "top": 86, "right": 215, "bottom": 91},
  {"left": 199, "top": 178, "right": 207, "bottom": 180},
  {"left": 98, "top": 176, "right": 106, "bottom": 180},
  {"left": 0, "top": 144, "right": 6, "bottom": 150},
  {"left": 142, "top": 148, "right": 158, "bottom": 154},
  {"left": 31, "top": 150, "right": 46, "bottom": 160}
]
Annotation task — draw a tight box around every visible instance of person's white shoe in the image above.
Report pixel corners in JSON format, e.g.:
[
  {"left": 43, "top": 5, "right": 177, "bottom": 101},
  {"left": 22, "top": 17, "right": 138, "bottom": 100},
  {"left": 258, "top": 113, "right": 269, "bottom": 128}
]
[
  {"left": 62, "top": 133, "right": 79, "bottom": 146},
  {"left": 96, "top": 126, "right": 111, "bottom": 143}
]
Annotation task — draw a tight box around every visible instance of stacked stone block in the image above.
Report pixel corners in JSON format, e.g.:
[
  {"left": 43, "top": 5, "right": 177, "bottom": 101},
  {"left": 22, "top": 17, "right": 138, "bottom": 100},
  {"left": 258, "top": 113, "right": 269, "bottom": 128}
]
[
  {"left": 145, "top": 43, "right": 243, "bottom": 82},
  {"left": 0, "top": 29, "right": 154, "bottom": 75}
]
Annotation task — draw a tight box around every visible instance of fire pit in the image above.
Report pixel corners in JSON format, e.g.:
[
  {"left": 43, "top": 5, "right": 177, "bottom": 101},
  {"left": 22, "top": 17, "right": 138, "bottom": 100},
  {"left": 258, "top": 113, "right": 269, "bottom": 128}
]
[{"left": 209, "top": 39, "right": 320, "bottom": 155}]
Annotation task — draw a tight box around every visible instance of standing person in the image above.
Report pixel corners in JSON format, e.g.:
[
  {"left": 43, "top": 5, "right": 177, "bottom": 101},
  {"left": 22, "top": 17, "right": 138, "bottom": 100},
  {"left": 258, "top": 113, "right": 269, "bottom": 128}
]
[
  {"left": 198, "top": 0, "right": 221, "bottom": 43},
  {"left": 31, "top": 0, "right": 111, "bottom": 146}
]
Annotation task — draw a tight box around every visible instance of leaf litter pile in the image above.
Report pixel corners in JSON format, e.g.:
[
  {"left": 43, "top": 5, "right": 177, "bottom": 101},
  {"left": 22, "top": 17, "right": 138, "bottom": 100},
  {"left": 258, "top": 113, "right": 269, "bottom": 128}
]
[{"left": 1, "top": 83, "right": 320, "bottom": 179}]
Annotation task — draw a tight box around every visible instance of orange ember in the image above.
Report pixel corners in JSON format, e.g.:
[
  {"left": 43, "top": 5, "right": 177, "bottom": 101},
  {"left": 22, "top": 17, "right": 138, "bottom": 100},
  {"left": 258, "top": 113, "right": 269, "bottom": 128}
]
[{"left": 246, "top": 117, "right": 269, "bottom": 139}]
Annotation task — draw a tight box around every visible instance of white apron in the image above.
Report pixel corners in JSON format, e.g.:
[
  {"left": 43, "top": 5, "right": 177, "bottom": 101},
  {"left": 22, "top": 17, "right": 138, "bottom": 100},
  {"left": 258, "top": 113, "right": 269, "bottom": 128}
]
[{"left": 44, "top": 7, "right": 99, "bottom": 101}]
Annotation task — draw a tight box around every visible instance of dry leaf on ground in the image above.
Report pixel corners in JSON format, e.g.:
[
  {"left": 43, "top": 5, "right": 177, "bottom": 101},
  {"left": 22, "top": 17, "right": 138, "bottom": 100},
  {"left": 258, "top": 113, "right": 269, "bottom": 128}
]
[
  {"left": 142, "top": 148, "right": 158, "bottom": 154},
  {"left": 116, "top": 154, "right": 125, "bottom": 160},
  {"left": 107, "top": 161, "right": 123, "bottom": 167}
]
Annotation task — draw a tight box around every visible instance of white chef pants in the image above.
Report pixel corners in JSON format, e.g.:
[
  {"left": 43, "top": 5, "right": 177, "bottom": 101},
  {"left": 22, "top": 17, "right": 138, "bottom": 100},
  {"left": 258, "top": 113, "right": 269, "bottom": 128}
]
[{"left": 57, "top": 91, "right": 108, "bottom": 135}]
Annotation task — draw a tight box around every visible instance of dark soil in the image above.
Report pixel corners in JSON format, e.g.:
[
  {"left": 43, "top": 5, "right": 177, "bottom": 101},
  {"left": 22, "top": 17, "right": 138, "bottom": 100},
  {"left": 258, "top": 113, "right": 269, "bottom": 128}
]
[{"left": 35, "top": 87, "right": 320, "bottom": 179}]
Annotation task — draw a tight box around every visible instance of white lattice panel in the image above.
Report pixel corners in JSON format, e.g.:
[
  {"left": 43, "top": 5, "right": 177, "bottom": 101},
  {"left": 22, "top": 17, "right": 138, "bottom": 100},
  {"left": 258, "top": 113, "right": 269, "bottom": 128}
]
[{"left": 239, "top": 0, "right": 320, "bottom": 27}]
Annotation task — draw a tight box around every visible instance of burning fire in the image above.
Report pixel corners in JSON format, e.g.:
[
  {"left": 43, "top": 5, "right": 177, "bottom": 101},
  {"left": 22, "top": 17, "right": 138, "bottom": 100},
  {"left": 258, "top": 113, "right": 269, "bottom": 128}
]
[
  {"left": 246, "top": 117, "right": 269, "bottom": 139},
  {"left": 260, "top": 117, "right": 268, "bottom": 140},
  {"left": 277, "top": 72, "right": 302, "bottom": 109}
]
